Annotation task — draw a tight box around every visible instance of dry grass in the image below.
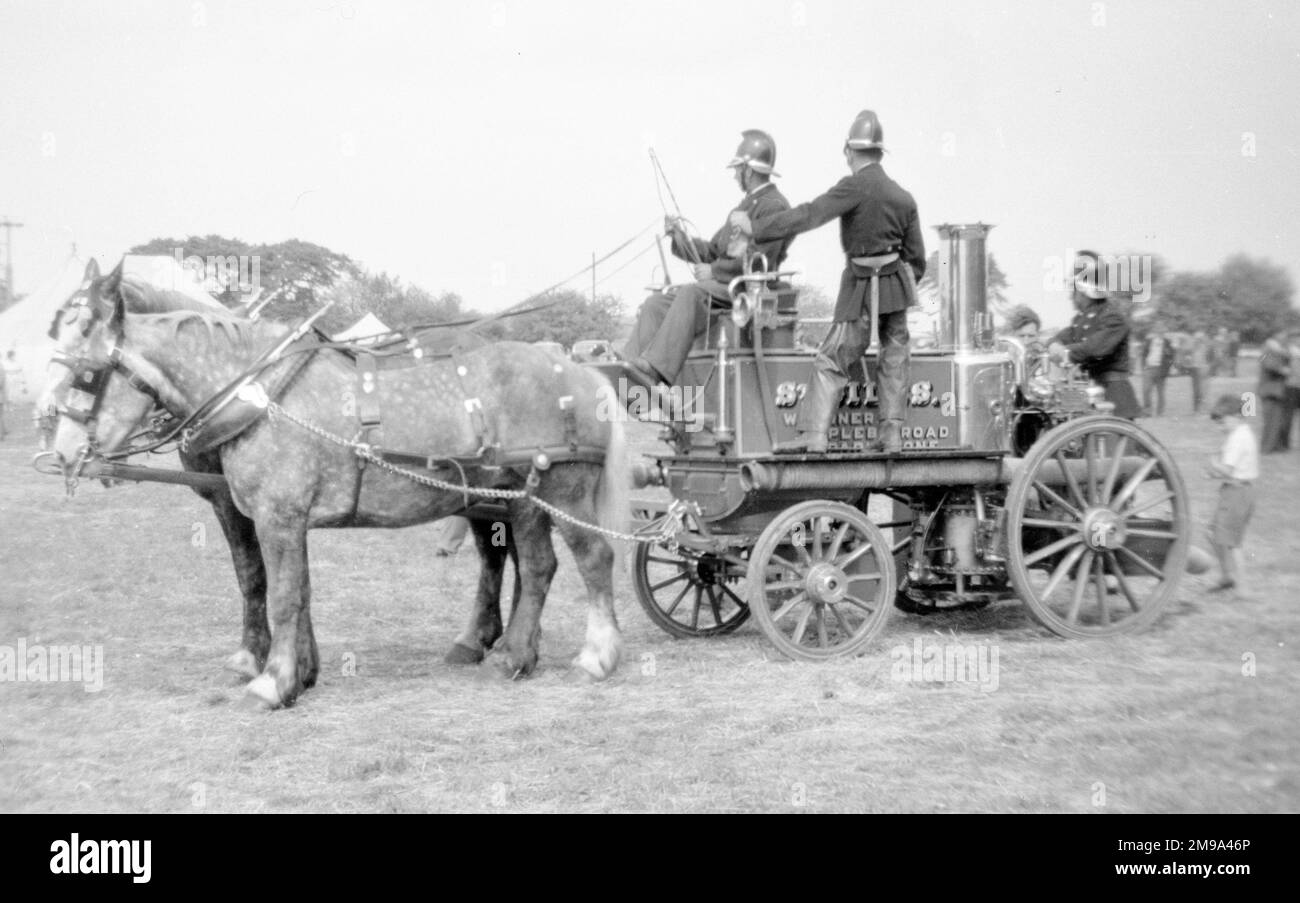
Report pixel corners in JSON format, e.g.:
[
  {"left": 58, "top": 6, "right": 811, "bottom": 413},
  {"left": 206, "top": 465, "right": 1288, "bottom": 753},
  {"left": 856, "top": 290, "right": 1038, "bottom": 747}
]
[{"left": 0, "top": 366, "right": 1296, "bottom": 813}]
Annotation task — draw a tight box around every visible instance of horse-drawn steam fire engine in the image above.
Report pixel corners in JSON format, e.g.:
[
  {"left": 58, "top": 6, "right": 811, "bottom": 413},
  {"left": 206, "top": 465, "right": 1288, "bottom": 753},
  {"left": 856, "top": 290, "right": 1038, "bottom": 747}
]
[{"left": 604, "top": 223, "right": 1190, "bottom": 661}]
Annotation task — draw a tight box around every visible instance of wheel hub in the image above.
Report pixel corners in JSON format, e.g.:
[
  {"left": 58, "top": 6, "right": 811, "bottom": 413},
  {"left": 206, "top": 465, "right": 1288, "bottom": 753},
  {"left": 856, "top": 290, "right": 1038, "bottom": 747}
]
[
  {"left": 1081, "top": 507, "right": 1127, "bottom": 550},
  {"left": 804, "top": 562, "right": 849, "bottom": 605}
]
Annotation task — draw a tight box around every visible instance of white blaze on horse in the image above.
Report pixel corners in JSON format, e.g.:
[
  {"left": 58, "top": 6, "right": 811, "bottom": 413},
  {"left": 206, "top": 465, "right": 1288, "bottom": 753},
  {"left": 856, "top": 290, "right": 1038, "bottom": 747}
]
[{"left": 50, "top": 261, "right": 629, "bottom": 708}]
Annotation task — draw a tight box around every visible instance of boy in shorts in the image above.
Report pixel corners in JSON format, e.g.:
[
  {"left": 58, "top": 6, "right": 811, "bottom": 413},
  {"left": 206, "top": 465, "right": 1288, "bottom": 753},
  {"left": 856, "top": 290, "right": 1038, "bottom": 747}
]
[{"left": 1204, "top": 393, "right": 1259, "bottom": 592}]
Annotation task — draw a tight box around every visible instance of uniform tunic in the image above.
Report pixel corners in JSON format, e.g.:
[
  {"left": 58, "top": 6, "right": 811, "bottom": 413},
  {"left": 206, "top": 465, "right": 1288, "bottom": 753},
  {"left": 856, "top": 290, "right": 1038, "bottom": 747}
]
[
  {"left": 750, "top": 163, "right": 925, "bottom": 321},
  {"left": 1051, "top": 297, "right": 1140, "bottom": 419},
  {"left": 624, "top": 183, "right": 792, "bottom": 383},
  {"left": 672, "top": 182, "right": 793, "bottom": 299}
]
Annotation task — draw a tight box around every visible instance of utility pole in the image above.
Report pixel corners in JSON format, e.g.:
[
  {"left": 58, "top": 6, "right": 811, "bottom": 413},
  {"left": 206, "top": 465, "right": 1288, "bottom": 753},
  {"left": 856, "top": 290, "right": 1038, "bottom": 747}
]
[
  {"left": 592, "top": 251, "right": 596, "bottom": 302},
  {"left": 0, "top": 218, "right": 22, "bottom": 307}
]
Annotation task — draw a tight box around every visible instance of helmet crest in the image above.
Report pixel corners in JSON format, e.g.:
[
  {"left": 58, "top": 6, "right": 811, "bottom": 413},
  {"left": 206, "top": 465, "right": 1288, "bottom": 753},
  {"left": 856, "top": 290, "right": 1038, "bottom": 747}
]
[
  {"left": 845, "top": 109, "right": 885, "bottom": 151},
  {"left": 726, "top": 129, "right": 779, "bottom": 176}
]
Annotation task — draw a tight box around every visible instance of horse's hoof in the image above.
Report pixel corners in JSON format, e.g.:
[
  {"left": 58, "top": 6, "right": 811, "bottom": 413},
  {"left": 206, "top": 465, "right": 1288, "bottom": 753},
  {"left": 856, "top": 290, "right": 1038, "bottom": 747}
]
[
  {"left": 571, "top": 647, "right": 617, "bottom": 682},
  {"left": 224, "top": 649, "right": 261, "bottom": 680},
  {"left": 244, "top": 674, "right": 283, "bottom": 709},
  {"left": 485, "top": 650, "right": 536, "bottom": 681},
  {"left": 444, "top": 642, "right": 485, "bottom": 666}
]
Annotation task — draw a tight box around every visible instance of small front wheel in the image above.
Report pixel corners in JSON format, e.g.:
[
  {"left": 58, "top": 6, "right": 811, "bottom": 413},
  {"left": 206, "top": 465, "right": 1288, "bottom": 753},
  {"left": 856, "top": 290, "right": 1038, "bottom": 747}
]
[{"left": 746, "top": 500, "right": 896, "bottom": 661}]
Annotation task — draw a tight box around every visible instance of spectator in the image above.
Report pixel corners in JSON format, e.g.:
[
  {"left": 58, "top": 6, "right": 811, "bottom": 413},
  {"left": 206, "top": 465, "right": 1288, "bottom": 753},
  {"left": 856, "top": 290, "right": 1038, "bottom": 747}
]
[
  {"left": 1210, "top": 328, "right": 1230, "bottom": 377},
  {"left": 0, "top": 349, "right": 23, "bottom": 440},
  {"left": 1005, "top": 304, "right": 1042, "bottom": 347},
  {"left": 1258, "top": 328, "right": 1291, "bottom": 454},
  {"left": 1203, "top": 393, "right": 1259, "bottom": 594},
  {"left": 1140, "top": 318, "right": 1175, "bottom": 417},
  {"left": 1184, "top": 329, "right": 1210, "bottom": 413},
  {"left": 1226, "top": 330, "right": 1241, "bottom": 377},
  {"left": 433, "top": 516, "right": 471, "bottom": 556},
  {"left": 1285, "top": 328, "right": 1300, "bottom": 451}
]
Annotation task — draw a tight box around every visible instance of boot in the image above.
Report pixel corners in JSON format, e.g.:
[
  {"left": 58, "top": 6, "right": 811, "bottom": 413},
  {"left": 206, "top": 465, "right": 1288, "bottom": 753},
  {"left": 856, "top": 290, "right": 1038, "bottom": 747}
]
[
  {"left": 623, "top": 356, "right": 668, "bottom": 392},
  {"left": 870, "top": 419, "right": 902, "bottom": 454},
  {"left": 771, "top": 366, "right": 844, "bottom": 454}
]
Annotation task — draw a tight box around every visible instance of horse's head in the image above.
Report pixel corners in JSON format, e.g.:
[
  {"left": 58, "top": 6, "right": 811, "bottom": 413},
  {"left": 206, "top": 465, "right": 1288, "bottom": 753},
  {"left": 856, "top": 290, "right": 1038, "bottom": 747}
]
[
  {"left": 50, "top": 264, "right": 163, "bottom": 477},
  {"left": 46, "top": 258, "right": 114, "bottom": 349}
]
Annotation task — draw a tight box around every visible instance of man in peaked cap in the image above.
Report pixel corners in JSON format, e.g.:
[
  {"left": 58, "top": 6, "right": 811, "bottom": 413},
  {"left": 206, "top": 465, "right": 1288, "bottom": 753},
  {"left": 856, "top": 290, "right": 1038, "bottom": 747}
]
[
  {"left": 1047, "top": 250, "right": 1141, "bottom": 419},
  {"left": 622, "top": 130, "right": 794, "bottom": 391},
  {"left": 732, "top": 109, "right": 925, "bottom": 454}
]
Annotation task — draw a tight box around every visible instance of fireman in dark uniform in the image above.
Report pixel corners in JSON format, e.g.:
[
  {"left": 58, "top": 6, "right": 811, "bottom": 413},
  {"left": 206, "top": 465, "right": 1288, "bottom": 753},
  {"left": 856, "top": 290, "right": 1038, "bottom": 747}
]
[
  {"left": 1047, "top": 251, "right": 1141, "bottom": 419},
  {"left": 622, "top": 130, "right": 794, "bottom": 389},
  {"left": 732, "top": 109, "right": 925, "bottom": 453}
]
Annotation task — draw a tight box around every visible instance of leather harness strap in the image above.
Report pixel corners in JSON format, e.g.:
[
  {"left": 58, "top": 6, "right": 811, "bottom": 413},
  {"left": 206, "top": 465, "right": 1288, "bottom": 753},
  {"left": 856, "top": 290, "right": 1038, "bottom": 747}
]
[
  {"left": 850, "top": 251, "right": 901, "bottom": 351},
  {"left": 355, "top": 351, "right": 383, "bottom": 429}
]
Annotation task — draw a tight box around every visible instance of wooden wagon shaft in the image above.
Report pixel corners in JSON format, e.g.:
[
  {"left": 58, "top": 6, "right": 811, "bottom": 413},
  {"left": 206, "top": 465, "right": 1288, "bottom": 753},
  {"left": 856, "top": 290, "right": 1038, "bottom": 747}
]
[{"left": 78, "top": 459, "right": 230, "bottom": 491}]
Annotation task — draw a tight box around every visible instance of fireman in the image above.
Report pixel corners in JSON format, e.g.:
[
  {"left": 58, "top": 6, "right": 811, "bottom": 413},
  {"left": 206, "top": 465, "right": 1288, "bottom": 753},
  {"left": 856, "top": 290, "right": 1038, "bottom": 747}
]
[
  {"left": 621, "top": 130, "right": 794, "bottom": 391},
  {"left": 1046, "top": 252, "right": 1141, "bottom": 419},
  {"left": 731, "top": 109, "right": 925, "bottom": 453}
]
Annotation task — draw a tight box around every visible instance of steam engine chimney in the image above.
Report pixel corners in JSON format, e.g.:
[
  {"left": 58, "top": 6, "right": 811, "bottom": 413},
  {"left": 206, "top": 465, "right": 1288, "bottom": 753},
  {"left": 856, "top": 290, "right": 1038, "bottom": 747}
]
[{"left": 934, "top": 223, "right": 994, "bottom": 352}]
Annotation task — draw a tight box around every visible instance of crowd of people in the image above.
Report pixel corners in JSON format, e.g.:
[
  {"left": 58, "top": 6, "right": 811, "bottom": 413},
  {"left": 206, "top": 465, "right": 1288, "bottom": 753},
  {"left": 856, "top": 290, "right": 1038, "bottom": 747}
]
[
  {"left": 1258, "top": 327, "right": 1300, "bottom": 454},
  {"left": 1136, "top": 323, "right": 1243, "bottom": 417}
]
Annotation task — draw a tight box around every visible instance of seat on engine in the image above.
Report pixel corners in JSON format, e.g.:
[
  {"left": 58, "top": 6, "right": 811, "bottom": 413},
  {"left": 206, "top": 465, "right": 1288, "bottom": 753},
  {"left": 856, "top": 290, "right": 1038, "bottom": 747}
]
[{"left": 692, "top": 287, "right": 800, "bottom": 354}]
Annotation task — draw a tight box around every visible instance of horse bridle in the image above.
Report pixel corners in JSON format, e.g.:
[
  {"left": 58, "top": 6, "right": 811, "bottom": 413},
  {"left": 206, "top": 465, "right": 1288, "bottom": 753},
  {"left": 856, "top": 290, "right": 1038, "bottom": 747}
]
[{"left": 55, "top": 336, "right": 166, "bottom": 479}]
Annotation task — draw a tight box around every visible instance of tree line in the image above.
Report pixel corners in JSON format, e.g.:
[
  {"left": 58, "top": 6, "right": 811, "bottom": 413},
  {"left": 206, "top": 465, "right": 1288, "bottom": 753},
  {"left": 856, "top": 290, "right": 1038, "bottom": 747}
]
[
  {"left": 126, "top": 236, "right": 1295, "bottom": 348},
  {"left": 127, "top": 235, "right": 623, "bottom": 347}
]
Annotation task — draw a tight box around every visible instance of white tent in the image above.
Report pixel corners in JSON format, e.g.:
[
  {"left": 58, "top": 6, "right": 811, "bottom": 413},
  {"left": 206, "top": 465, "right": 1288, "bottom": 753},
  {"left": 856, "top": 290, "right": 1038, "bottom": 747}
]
[
  {"left": 0, "top": 255, "right": 92, "bottom": 404},
  {"left": 333, "top": 312, "right": 391, "bottom": 344},
  {"left": 0, "top": 253, "right": 222, "bottom": 404}
]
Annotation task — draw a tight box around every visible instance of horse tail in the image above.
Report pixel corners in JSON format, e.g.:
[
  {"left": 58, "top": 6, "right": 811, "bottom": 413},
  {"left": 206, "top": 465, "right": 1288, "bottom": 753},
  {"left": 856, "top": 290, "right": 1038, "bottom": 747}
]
[{"left": 596, "top": 405, "right": 631, "bottom": 570}]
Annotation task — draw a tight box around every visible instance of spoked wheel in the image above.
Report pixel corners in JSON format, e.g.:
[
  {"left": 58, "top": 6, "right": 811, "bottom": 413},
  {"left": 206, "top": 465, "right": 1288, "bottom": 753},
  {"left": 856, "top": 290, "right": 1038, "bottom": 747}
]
[
  {"left": 746, "top": 500, "right": 896, "bottom": 661},
  {"left": 632, "top": 539, "right": 750, "bottom": 639},
  {"left": 1006, "top": 415, "right": 1190, "bottom": 638}
]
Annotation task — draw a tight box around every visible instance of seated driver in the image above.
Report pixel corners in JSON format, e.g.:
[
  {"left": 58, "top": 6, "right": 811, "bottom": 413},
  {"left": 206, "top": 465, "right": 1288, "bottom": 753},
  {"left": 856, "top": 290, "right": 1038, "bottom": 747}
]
[{"left": 621, "top": 130, "right": 794, "bottom": 391}]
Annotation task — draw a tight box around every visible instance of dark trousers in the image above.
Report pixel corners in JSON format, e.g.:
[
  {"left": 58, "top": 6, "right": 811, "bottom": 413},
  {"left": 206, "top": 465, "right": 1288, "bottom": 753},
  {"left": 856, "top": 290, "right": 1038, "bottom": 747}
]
[
  {"left": 1188, "top": 366, "right": 1206, "bottom": 413},
  {"left": 622, "top": 284, "right": 725, "bottom": 385},
  {"left": 1263, "top": 388, "right": 1298, "bottom": 453},
  {"left": 1287, "top": 387, "right": 1300, "bottom": 450},
  {"left": 1142, "top": 368, "right": 1167, "bottom": 417},
  {"left": 799, "top": 310, "right": 910, "bottom": 432},
  {"left": 1260, "top": 395, "right": 1289, "bottom": 453},
  {"left": 1101, "top": 377, "right": 1141, "bottom": 420}
]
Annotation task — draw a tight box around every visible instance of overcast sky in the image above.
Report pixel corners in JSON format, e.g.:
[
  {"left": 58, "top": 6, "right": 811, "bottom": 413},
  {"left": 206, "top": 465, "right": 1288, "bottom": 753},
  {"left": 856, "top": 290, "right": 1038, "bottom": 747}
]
[{"left": 1, "top": 0, "right": 1296, "bottom": 328}]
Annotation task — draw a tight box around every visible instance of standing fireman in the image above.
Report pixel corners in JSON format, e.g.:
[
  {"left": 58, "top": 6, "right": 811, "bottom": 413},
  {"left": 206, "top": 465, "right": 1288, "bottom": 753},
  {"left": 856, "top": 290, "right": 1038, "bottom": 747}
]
[
  {"left": 1046, "top": 252, "right": 1141, "bottom": 419},
  {"left": 731, "top": 109, "right": 925, "bottom": 453}
]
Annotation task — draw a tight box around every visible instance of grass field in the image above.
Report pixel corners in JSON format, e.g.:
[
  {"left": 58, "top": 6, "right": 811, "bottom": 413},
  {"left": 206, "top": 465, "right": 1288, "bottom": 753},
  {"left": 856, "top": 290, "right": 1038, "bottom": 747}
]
[{"left": 1, "top": 366, "right": 1297, "bottom": 813}]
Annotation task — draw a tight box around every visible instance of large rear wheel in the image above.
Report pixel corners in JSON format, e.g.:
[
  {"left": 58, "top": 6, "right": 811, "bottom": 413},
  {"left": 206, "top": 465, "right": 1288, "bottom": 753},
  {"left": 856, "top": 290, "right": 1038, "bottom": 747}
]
[{"left": 1006, "top": 415, "right": 1189, "bottom": 637}]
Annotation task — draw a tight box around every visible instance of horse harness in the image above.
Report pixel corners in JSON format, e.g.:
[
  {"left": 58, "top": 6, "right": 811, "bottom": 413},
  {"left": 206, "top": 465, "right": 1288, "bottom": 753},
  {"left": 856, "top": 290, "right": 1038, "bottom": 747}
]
[
  {"left": 59, "top": 323, "right": 608, "bottom": 525},
  {"left": 336, "top": 341, "right": 607, "bottom": 525}
]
